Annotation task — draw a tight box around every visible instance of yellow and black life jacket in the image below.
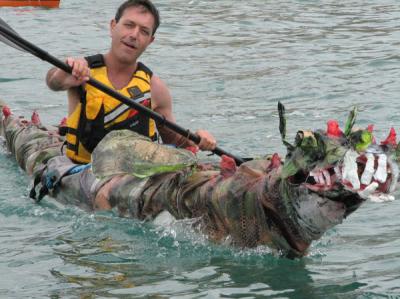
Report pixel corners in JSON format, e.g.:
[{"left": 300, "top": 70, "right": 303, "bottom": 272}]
[{"left": 65, "top": 54, "right": 156, "bottom": 164}]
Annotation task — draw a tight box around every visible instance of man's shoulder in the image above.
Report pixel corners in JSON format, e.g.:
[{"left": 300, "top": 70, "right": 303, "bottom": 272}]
[
  {"left": 150, "top": 74, "right": 172, "bottom": 107},
  {"left": 150, "top": 75, "right": 167, "bottom": 89}
]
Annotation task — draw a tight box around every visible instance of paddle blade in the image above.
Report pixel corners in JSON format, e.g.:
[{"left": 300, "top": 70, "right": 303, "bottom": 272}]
[{"left": 0, "top": 18, "right": 30, "bottom": 53}]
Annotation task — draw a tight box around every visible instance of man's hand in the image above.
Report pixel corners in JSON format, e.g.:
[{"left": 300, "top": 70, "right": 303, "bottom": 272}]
[
  {"left": 67, "top": 57, "right": 90, "bottom": 84},
  {"left": 196, "top": 129, "right": 217, "bottom": 151},
  {"left": 46, "top": 57, "right": 90, "bottom": 91}
]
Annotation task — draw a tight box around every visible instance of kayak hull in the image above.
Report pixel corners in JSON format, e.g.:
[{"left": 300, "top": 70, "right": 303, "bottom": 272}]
[{"left": 1, "top": 99, "right": 397, "bottom": 258}]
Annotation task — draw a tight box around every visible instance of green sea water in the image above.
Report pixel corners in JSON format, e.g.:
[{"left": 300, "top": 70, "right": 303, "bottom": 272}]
[{"left": 1, "top": 0, "right": 400, "bottom": 298}]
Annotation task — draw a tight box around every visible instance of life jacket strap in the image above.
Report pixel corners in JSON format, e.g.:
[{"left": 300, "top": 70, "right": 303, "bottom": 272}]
[{"left": 85, "top": 54, "right": 105, "bottom": 68}]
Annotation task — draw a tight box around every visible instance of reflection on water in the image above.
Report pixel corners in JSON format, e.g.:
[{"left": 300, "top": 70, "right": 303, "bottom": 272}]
[
  {"left": 1, "top": 0, "right": 400, "bottom": 298},
  {"left": 47, "top": 221, "right": 317, "bottom": 298}
]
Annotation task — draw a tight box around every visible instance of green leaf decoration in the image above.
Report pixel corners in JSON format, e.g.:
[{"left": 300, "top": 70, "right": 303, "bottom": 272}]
[
  {"left": 348, "top": 130, "right": 373, "bottom": 152},
  {"left": 344, "top": 106, "right": 357, "bottom": 136},
  {"left": 278, "top": 102, "right": 286, "bottom": 141},
  {"left": 355, "top": 131, "right": 373, "bottom": 152},
  {"left": 278, "top": 102, "right": 294, "bottom": 151}
]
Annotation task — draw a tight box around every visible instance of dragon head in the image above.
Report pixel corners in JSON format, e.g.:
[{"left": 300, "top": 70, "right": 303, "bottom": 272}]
[
  {"left": 279, "top": 103, "right": 399, "bottom": 204},
  {"left": 274, "top": 103, "right": 399, "bottom": 252}
]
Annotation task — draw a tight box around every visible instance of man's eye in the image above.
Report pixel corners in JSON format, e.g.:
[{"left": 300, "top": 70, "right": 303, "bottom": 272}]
[{"left": 141, "top": 29, "right": 150, "bottom": 36}]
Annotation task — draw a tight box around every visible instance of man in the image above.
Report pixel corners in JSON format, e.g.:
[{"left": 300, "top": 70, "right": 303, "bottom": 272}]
[{"left": 46, "top": 0, "right": 216, "bottom": 164}]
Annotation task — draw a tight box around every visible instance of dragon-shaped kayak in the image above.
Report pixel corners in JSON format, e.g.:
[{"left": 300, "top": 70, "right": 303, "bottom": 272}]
[{"left": 0, "top": 99, "right": 399, "bottom": 257}]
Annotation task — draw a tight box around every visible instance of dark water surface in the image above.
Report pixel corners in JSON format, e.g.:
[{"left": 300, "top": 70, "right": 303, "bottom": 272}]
[{"left": 1, "top": 0, "right": 400, "bottom": 298}]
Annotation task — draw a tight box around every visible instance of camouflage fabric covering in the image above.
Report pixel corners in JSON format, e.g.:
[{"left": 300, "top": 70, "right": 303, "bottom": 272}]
[
  {"left": 1, "top": 98, "right": 399, "bottom": 257},
  {"left": 92, "top": 130, "right": 197, "bottom": 179}
]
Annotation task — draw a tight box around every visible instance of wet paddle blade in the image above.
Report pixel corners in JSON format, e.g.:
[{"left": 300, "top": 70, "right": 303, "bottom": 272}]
[
  {"left": 0, "top": 18, "right": 18, "bottom": 35},
  {"left": 0, "top": 18, "right": 26, "bottom": 52},
  {"left": 0, "top": 18, "right": 30, "bottom": 52}
]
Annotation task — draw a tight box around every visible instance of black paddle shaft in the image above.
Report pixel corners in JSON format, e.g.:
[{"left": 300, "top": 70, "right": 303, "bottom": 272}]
[{"left": 0, "top": 19, "right": 246, "bottom": 165}]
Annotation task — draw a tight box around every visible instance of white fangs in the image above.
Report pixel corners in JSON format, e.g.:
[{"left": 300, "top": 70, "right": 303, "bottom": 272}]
[
  {"left": 360, "top": 153, "right": 374, "bottom": 185},
  {"left": 322, "top": 169, "right": 331, "bottom": 186},
  {"left": 310, "top": 169, "right": 325, "bottom": 185},
  {"left": 357, "top": 182, "right": 395, "bottom": 202},
  {"left": 342, "top": 150, "right": 360, "bottom": 190},
  {"left": 374, "top": 154, "right": 387, "bottom": 183},
  {"left": 357, "top": 182, "right": 378, "bottom": 199},
  {"left": 340, "top": 149, "right": 396, "bottom": 202},
  {"left": 307, "top": 149, "right": 396, "bottom": 202},
  {"left": 389, "top": 157, "right": 399, "bottom": 193},
  {"left": 369, "top": 194, "right": 395, "bottom": 203}
]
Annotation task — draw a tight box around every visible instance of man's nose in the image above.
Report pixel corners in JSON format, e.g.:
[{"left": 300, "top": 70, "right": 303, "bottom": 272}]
[{"left": 128, "top": 26, "right": 139, "bottom": 39}]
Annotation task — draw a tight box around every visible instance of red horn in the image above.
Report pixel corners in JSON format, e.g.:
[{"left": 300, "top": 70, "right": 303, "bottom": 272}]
[
  {"left": 327, "top": 120, "right": 343, "bottom": 137},
  {"left": 381, "top": 127, "right": 397, "bottom": 146},
  {"left": 2, "top": 106, "right": 11, "bottom": 118}
]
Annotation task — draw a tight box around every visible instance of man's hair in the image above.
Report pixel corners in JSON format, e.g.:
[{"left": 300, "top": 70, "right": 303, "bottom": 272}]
[{"left": 115, "top": 0, "right": 160, "bottom": 36}]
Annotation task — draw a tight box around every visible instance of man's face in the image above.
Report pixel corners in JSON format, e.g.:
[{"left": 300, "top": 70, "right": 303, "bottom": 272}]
[{"left": 110, "top": 6, "right": 155, "bottom": 64}]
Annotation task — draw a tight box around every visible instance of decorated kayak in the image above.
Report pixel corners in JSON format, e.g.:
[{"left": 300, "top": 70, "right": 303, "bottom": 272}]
[
  {"left": 1, "top": 99, "right": 398, "bottom": 258},
  {"left": 0, "top": 0, "right": 59, "bottom": 8}
]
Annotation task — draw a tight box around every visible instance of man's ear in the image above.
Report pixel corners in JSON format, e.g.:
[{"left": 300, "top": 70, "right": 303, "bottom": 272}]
[{"left": 110, "top": 19, "right": 116, "bottom": 36}]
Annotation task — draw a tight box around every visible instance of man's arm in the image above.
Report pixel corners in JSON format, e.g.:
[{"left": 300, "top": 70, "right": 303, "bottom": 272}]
[{"left": 151, "top": 75, "right": 216, "bottom": 151}]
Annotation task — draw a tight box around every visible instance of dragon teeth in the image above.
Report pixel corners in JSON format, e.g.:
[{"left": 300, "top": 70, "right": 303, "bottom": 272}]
[
  {"left": 342, "top": 150, "right": 360, "bottom": 190},
  {"left": 334, "top": 165, "right": 342, "bottom": 180},
  {"left": 360, "top": 153, "right": 374, "bottom": 185},
  {"left": 322, "top": 169, "right": 331, "bottom": 186},
  {"left": 389, "top": 158, "right": 399, "bottom": 193},
  {"left": 310, "top": 169, "right": 331, "bottom": 186},
  {"left": 358, "top": 181, "right": 378, "bottom": 199},
  {"left": 369, "top": 194, "right": 395, "bottom": 203},
  {"left": 373, "top": 154, "right": 387, "bottom": 183}
]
